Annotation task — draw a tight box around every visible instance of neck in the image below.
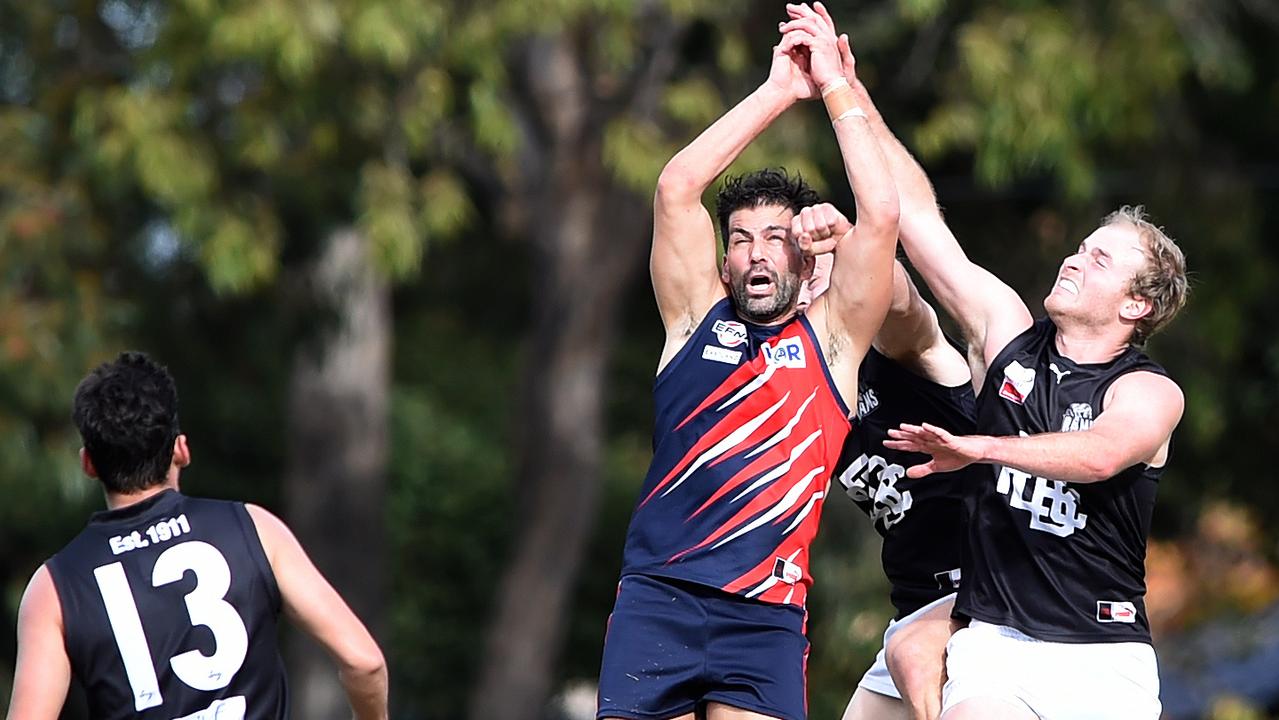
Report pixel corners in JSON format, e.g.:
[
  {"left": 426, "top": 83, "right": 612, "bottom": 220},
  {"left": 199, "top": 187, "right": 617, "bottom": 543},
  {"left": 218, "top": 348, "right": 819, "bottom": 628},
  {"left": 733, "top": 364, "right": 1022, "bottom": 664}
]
[
  {"left": 104, "top": 478, "right": 178, "bottom": 511},
  {"left": 1051, "top": 321, "right": 1131, "bottom": 364}
]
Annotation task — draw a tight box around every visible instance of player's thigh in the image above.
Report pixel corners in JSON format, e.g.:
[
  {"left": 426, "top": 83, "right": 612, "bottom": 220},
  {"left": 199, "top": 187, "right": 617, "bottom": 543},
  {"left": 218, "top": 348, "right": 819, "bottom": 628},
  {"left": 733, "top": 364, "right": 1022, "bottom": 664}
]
[
  {"left": 600, "top": 714, "right": 696, "bottom": 720},
  {"left": 705, "top": 701, "right": 784, "bottom": 720},
  {"left": 885, "top": 599, "right": 955, "bottom": 686},
  {"left": 842, "top": 686, "right": 908, "bottom": 720},
  {"left": 941, "top": 697, "right": 1037, "bottom": 720}
]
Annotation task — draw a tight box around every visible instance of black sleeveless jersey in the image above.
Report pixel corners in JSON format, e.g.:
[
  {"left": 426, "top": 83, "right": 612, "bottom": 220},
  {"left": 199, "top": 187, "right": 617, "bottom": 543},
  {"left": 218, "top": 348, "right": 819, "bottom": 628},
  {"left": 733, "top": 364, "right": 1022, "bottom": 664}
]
[
  {"left": 45, "top": 490, "right": 289, "bottom": 720},
  {"left": 833, "top": 347, "right": 975, "bottom": 619},
  {"left": 955, "top": 318, "right": 1169, "bottom": 643}
]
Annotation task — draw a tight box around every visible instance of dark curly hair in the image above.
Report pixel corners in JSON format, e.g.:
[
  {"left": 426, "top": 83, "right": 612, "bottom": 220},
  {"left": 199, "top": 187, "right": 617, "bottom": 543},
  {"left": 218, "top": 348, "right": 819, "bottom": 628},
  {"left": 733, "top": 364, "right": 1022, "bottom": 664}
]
[
  {"left": 715, "top": 168, "right": 821, "bottom": 248},
  {"left": 72, "top": 352, "right": 181, "bottom": 494}
]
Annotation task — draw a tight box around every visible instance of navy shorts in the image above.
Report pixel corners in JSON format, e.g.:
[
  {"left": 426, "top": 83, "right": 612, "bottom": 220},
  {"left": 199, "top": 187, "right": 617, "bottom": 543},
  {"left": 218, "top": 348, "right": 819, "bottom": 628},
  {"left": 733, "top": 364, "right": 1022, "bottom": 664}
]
[{"left": 596, "top": 574, "right": 809, "bottom": 720}]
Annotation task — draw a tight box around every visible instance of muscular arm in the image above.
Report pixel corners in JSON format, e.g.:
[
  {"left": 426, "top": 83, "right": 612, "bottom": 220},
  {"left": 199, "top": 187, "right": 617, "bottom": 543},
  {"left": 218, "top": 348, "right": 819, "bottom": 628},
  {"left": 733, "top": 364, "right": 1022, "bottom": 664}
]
[
  {"left": 873, "top": 261, "right": 971, "bottom": 388},
  {"left": 246, "top": 505, "right": 389, "bottom": 720},
  {"left": 6, "top": 566, "right": 71, "bottom": 720},
  {"left": 779, "top": 26, "right": 899, "bottom": 403},
  {"left": 888, "top": 372, "right": 1183, "bottom": 482},
  {"left": 652, "top": 48, "right": 812, "bottom": 370},
  {"left": 832, "top": 29, "right": 1032, "bottom": 373}
]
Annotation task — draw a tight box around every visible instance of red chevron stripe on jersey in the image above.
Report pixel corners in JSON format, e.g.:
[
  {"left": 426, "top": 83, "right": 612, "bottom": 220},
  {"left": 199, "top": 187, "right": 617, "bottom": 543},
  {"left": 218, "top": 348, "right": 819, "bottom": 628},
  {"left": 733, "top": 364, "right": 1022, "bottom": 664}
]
[{"left": 620, "top": 299, "right": 851, "bottom": 607}]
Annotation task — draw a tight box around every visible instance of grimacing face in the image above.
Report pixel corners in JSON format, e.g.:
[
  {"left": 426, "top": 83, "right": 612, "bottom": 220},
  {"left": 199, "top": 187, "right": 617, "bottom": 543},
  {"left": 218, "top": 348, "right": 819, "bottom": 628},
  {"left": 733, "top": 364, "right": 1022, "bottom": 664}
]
[
  {"left": 720, "top": 204, "right": 809, "bottom": 325},
  {"left": 1043, "top": 223, "right": 1152, "bottom": 331}
]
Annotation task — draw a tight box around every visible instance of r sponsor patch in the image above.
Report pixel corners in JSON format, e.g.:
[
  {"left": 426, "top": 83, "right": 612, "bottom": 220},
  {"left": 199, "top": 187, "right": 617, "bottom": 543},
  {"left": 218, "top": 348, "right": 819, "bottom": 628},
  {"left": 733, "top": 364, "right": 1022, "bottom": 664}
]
[
  {"left": 702, "top": 345, "right": 742, "bottom": 365},
  {"left": 1096, "top": 600, "right": 1137, "bottom": 624}
]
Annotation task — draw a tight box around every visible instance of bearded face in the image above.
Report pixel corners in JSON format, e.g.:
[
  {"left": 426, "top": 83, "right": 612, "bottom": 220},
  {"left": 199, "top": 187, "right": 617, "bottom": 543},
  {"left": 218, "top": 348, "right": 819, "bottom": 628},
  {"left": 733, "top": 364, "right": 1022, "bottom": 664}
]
[{"left": 720, "top": 204, "right": 808, "bottom": 325}]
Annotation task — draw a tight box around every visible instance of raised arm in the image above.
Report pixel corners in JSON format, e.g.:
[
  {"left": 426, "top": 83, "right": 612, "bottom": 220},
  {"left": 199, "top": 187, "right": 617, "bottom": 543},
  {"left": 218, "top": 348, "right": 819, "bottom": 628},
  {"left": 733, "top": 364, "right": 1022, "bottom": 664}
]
[
  {"left": 777, "top": 23, "right": 898, "bottom": 402},
  {"left": 886, "top": 371, "right": 1183, "bottom": 482},
  {"left": 793, "top": 3, "right": 1033, "bottom": 374},
  {"left": 6, "top": 567, "right": 71, "bottom": 720},
  {"left": 652, "top": 45, "right": 816, "bottom": 369},
  {"left": 246, "top": 506, "right": 389, "bottom": 720},
  {"left": 874, "top": 262, "right": 971, "bottom": 388}
]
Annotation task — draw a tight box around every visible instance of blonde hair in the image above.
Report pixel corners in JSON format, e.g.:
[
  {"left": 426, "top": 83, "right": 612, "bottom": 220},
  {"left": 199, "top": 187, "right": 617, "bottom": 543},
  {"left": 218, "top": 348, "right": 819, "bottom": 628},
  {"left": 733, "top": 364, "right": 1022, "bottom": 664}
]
[{"left": 1102, "top": 205, "right": 1188, "bottom": 345}]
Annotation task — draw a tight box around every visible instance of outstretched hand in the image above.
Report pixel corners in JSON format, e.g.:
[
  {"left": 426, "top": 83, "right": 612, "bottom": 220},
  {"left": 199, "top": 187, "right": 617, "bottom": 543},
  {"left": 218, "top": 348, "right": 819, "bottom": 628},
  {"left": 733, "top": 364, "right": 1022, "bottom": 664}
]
[
  {"left": 884, "top": 423, "right": 987, "bottom": 478},
  {"left": 778, "top": 3, "right": 845, "bottom": 89},
  {"left": 767, "top": 35, "right": 820, "bottom": 102}
]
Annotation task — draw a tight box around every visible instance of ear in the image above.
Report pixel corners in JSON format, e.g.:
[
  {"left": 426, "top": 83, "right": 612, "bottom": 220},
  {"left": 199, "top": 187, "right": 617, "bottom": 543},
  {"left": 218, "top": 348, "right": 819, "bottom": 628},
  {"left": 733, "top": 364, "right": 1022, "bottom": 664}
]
[
  {"left": 80, "top": 448, "right": 98, "bottom": 479},
  {"left": 720, "top": 255, "right": 731, "bottom": 285},
  {"left": 1120, "top": 294, "right": 1152, "bottom": 323},
  {"left": 800, "top": 253, "right": 815, "bottom": 282},
  {"left": 172, "top": 434, "right": 191, "bottom": 470}
]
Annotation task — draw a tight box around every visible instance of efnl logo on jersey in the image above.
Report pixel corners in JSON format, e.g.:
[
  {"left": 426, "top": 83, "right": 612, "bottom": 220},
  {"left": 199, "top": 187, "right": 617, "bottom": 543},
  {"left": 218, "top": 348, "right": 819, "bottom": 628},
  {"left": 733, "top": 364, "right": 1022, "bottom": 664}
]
[
  {"left": 999, "top": 361, "right": 1036, "bottom": 404},
  {"left": 1096, "top": 600, "right": 1138, "bottom": 624},
  {"left": 712, "top": 319, "right": 749, "bottom": 348},
  {"left": 762, "top": 337, "right": 806, "bottom": 369}
]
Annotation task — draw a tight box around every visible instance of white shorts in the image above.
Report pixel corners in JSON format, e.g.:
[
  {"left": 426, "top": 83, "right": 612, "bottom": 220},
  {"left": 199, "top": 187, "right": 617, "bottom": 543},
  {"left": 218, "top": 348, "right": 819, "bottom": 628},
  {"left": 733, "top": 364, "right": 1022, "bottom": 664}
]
[
  {"left": 942, "top": 620, "right": 1161, "bottom": 719},
  {"left": 857, "top": 593, "right": 957, "bottom": 700}
]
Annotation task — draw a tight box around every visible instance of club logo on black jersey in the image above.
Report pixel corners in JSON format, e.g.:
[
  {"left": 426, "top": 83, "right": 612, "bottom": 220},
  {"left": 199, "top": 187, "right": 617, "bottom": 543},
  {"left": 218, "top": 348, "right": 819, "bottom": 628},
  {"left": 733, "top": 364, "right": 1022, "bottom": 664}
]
[
  {"left": 999, "top": 361, "right": 1036, "bottom": 405},
  {"left": 1096, "top": 600, "right": 1137, "bottom": 623},
  {"left": 712, "top": 319, "right": 748, "bottom": 348},
  {"left": 838, "top": 453, "right": 913, "bottom": 530},
  {"left": 1060, "top": 403, "right": 1094, "bottom": 432},
  {"left": 996, "top": 465, "right": 1088, "bottom": 537}
]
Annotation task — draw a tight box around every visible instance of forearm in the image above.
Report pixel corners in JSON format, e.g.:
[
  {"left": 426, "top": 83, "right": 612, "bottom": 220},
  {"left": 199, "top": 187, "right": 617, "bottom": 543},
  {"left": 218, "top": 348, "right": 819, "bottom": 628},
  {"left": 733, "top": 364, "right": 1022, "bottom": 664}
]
[
  {"left": 340, "top": 661, "right": 389, "bottom": 720},
  {"left": 846, "top": 79, "right": 939, "bottom": 219},
  {"left": 657, "top": 83, "right": 794, "bottom": 201},
  {"left": 977, "top": 430, "right": 1128, "bottom": 484},
  {"left": 827, "top": 93, "right": 898, "bottom": 233}
]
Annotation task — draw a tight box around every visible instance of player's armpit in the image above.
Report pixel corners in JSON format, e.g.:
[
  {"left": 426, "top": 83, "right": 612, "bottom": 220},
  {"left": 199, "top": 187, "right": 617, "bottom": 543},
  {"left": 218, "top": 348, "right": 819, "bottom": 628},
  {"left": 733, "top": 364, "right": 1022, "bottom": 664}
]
[
  {"left": 245, "top": 505, "right": 389, "bottom": 720},
  {"left": 6, "top": 566, "right": 71, "bottom": 720}
]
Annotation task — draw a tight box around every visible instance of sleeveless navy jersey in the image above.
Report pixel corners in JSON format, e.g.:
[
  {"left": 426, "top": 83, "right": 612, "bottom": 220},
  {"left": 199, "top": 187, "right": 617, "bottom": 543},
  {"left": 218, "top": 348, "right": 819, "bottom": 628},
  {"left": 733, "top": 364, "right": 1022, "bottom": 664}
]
[
  {"left": 45, "top": 490, "right": 288, "bottom": 720},
  {"left": 833, "top": 347, "right": 975, "bottom": 619},
  {"left": 621, "top": 298, "right": 852, "bottom": 607},
  {"left": 956, "top": 318, "right": 1169, "bottom": 643}
]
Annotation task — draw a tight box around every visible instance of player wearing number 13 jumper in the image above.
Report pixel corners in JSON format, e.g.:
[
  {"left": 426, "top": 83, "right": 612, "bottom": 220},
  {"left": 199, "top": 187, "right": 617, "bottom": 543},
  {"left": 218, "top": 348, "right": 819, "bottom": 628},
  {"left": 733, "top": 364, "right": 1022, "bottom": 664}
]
[{"left": 6, "top": 352, "right": 388, "bottom": 720}]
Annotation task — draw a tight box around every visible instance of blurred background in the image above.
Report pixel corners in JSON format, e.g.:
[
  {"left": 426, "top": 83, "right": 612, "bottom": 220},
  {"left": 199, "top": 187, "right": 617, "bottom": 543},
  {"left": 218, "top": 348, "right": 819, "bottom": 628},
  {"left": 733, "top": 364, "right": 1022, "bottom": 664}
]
[{"left": 2, "top": 0, "right": 1278, "bottom": 718}]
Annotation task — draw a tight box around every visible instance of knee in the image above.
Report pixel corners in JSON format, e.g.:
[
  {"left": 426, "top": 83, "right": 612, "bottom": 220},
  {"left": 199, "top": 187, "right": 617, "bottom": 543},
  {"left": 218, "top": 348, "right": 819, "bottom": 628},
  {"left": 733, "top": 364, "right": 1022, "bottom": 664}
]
[{"left": 886, "top": 628, "right": 943, "bottom": 688}]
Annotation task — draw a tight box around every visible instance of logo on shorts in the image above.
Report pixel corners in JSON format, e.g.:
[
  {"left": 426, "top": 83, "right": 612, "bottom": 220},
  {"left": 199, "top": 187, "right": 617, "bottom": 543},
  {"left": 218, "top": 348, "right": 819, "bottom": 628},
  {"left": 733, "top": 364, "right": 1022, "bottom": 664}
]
[
  {"left": 702, "top": 345, "right": 742, "bottom": 365},
  {"left": 1096, "top": 600, "right": 1138, "bottom": 623},
  {"left": 762, "top": 337, "right": 806, "bottom": 369},
  {"left": 712, "top": 319, "right": 748, "bottom": 348},
  {"left": 772, "top": 557, "right": 803, "bottom": 585},
  {"left": 999, "top": 360, "right": 1036, "bottom": 405}
]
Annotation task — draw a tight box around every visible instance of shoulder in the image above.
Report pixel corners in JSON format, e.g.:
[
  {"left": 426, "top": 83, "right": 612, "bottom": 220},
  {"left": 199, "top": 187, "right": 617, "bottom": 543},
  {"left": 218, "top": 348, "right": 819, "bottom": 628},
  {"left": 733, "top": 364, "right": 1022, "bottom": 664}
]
[
  {"left": 18, "top": 564, "right": 63, "bottom": 631},
  {"left": 243, "top": 504, "right": 292, "bottom": 560},
  {"left": 1109, "top": 370, "right": 1183, "bottom": 405}
]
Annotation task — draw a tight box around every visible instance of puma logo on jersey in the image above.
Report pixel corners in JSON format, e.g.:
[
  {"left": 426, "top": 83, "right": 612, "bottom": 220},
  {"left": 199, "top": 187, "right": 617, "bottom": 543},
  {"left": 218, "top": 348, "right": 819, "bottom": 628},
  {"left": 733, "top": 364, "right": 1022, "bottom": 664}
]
[
  {"left": 856, "top": 387, "right": 879, "bottom": 418},
  {"left": 996, "top": 465, "right": 1088, "bottom": 537},
  {"left": 999, "top": 361, "right": 1036, "bottom": 405},
  {"left": 1060, "top": 403, "right": 1094, "bottom": 432},
  {"left": 712, "top": 319, "right": 748, "bottom": 348},
  {"left": 1096, "top": 600, "right": 1137, "bottom": 624},
  {"left": 762, "top": 337, "right": 806, "bottom": 369},
  {"left": 1048, "top": 362, "right": 1072, "bottom": 384}
]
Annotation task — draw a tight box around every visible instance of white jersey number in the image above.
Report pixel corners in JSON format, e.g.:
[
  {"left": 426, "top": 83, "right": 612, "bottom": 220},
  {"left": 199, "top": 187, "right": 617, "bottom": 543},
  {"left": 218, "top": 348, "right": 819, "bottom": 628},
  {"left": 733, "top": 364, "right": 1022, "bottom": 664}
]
[{"left": 94, "top": 540, "right": 249, "bottom": 711}]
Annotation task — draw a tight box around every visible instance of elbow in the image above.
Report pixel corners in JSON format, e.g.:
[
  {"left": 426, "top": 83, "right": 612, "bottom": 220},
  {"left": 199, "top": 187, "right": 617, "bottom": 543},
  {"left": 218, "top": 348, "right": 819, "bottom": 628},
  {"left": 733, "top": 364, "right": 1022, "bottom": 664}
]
[
  {"left": 862, "top": 200, "right": 901, "bottom": 240},
  {"left": 342, "top": 642, "right": 387, "bottom": 680},
  {"left": 1079, "top": 453, "right": 1126, "bottom": 483},
  {"left": 654, "top": 161, "right": 703, "bottom": 205}
]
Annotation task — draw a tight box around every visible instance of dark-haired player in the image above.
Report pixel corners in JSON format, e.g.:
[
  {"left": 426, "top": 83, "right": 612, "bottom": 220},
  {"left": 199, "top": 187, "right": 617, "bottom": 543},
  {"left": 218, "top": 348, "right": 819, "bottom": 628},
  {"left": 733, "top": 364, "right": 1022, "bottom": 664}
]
[
  {"left": 596, "top": 19, "right": 900, "bottom": 720},
  {"left": 6, "top": 352, "right": 388, "bottom": 720}
]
